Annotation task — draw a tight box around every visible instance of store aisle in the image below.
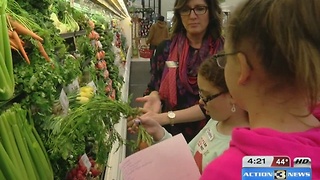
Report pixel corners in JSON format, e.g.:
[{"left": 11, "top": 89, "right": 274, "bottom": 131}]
[{"left": 126, "top": 58, "right": 151, "bottom": 156}]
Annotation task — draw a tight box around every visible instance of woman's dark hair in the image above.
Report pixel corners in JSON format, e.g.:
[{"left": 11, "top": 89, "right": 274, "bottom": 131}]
[
  {"left": 170, "top": 0, "right": 222, "bottom": 40},
  {"left": 198, "top": 56, "right": 228, "bottom": 92}
]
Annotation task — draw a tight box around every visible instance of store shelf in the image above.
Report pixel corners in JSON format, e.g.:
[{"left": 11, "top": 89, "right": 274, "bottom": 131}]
[
  {"left": 60, "top": 30, "right": 87, "bottom": 39},
  {"left": 104, "top": 46, "right": 132, "bottom": 180}
]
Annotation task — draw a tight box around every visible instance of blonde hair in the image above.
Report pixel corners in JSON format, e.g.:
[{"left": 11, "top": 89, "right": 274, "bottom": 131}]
[{"left": 227, "top": 0, "right": 320, "bottom": 109}]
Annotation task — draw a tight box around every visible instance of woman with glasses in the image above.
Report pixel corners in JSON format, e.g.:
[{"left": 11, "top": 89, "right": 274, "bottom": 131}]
[
  {"left": 129, "top": 56, "right": 249, "bottom": 173},
  {"left": 201, "top": 0, "right": 320, "bottom": 179},
  {"left": 136, "top": 0, "right": 224, "bottom": 143}
]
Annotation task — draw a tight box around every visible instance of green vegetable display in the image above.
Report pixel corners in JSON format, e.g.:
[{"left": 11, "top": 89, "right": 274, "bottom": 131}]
[{"left": 1, "top": 0, "right": 131, "bottom": 179}]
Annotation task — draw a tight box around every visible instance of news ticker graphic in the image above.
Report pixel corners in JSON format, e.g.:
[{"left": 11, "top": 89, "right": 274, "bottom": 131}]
[
  {"left": 242, "top": 167, "right": 311, "bottom": 180},
  {"left": 242, "top": 156, "right": 312, "bottom": 180},
  {"left": 242, "top": 156, "right": 311, "bottom": 168}
]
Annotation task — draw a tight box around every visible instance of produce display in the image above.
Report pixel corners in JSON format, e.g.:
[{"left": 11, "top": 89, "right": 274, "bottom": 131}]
[{"left": 0, "top": 0, "right": 138, "bottom": 179}]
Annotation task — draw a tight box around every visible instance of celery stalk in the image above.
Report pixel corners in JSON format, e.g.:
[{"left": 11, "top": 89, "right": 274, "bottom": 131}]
[
  {"left": 0, "top": 15, "right": 5, "bottom": 58},
  {"left": 0, "top": 169, "right": 5, "bottom": 180},
  {"left": 2, "top": 112, "right": 30, "bottom": 179},
  {"left": 21, "top": 110, "right": 53, "bottom": 179},
  {"left": 24, "top": 130, "right": 51, "bottom": 180},
  {"left": 0, "top": 0, "right": 14, "bottom": 97},
  {"left": 31, "top": 126, "right": 53, "bottom": 171},
  {"left": 0, "top": 143, "right": 21, "bottom": 180},
  {"left": 12, "top": 124, "right": 38, "bottom": 180},
  {"left": 2, "top": 14, "right": 14, "bottom": 85},
  {"left": 0, "top": 115, "right": 19, "bottom": 169},
  {"left": 0, "top": 52, "right": 13, "bottom": 100}
]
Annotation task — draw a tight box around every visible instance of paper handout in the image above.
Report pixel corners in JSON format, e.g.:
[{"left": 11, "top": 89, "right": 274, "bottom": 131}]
[{"left": 119, "top": 134, "right": 201, "bottom": 180}]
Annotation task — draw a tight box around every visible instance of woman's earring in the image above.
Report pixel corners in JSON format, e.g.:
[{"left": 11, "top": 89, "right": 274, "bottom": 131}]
[{"left": 231, "top": 104, "right": 236, "bottom": 113}]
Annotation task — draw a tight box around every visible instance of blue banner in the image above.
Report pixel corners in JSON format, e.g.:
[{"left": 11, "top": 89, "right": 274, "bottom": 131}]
[{"left": 242, "top": 167, "right": 311, "bottom": 180}]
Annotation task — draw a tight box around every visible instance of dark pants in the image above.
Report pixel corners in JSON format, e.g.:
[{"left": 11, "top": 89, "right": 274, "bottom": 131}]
[
  {"left": 149, "top": 45, "right": 157, "bottom": 50},
  {"left": 149, "top": 45, "right": 157, "bottom": 71}
]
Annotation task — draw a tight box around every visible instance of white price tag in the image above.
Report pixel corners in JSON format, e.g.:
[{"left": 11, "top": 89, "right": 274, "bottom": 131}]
[
  {"left": 87, "top": 81, "right": 97, "bottom": 94},
  {"left": 79, "top": 153, "right": 91, "bottom": 172},
  {"left": 65, "top": 78, "right": 80, "bottom": 95},
  {"left": 59, "top": 89, "right": 69, "bottom": 116},
  {"left": 96, "top": 41, "right": 103, "bottom": 49}
]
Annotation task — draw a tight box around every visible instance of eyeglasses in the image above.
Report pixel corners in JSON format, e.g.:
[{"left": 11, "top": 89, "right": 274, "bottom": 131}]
[
  {"left": 180, "top": 6, "right": 208, "bottom": 16},
  {"left": 199, "top": 91, "right": 225, "bottom": 105},
  {"left": 213, "top": 52, "right": 238, "bottom": 69}
]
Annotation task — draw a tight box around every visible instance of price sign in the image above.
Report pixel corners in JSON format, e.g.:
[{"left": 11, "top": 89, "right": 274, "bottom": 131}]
[
  {"left": 79, "top": 153, "right": 91, "bottom": 172},
  {"left": 65, "top": 78, "right": 80, "bottom": 95},
  {"left": 87, "top": 81, "right": 97, "bottom": 94},
  {"left": 59, "top": 89, "right": 69, "bottom": 116}
]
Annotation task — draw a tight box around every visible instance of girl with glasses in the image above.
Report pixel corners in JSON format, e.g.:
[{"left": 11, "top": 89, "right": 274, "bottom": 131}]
[
  {"left": 136, "top": 0, "right": 224, "bottom": 143},
  {"left": 201, "top": 0, "right": 320, "bottom": 179},
  {"left": 129, "top": 56, "right": 249, "bottom": 173}
]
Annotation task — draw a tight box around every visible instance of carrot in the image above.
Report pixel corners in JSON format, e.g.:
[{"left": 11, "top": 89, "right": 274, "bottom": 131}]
[
  {"left": 8, "top": 30, "right": 13, "bottom": 38},
  {"left": 9, "top": 19, "right": 43, "bottom": 42},
  {"left": 10, "top": 36, "right": 24, "bottom": 47},
  {"left": 10, "top": 39, "right": 19, "bottom": 50},
  {"left": 36, "top": 41, "right": 50, "bottom": 63},
  {"left": 136, "top": 125, "right": 153, "bottom": 151},
  {"left": 138, "top": 141, "right": 149, "bottom": 150},
  {"left": 10, "top": 45, "right": 18, "bottom": 51},
  {"left": 11, "top": 30, "right": 30, "bottom": 64}
]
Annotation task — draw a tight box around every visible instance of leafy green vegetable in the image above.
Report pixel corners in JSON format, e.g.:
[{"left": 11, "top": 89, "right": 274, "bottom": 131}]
[{"left": 46, "top": 95, "right": 139, "bottom": 178}]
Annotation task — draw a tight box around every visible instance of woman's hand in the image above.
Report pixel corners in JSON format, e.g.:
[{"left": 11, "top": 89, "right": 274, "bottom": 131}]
[
  {"left": 136, "top": 91, "right": 162, "bottom": 113},
  {"left": 128, "top": 109, "right": 165, "bottom": 141}
]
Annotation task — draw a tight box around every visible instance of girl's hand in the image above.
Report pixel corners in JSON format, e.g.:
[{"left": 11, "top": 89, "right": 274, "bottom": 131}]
[{"left": 128, "top": 110, "right": 165, "bottom": 141}]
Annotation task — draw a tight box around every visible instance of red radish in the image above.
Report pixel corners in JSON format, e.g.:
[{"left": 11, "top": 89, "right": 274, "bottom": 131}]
[
  {"left": 105, "top": 86, "right": 111, "bottom": 94},
  {"left": 109, "top": 89, "right": 116, "bottom": 100},
  {"left": 99, "top": 51, "right": 105, "bottom": 59},
  {"left": 111, "top": 89, "right": 116, "bottom": 98},
  {"left": 93, "top": 31, "right": 100, "bottom": 39},
  {"left": 101, "top": 50, "right": 105, "bottom": 57},
  {"left": 78, "top": 165, "right": 87, "bottom": 175},
  {"left": 88, "top": 20, "right": 95, "bottom": 29},
  {"left": 90, "top": 168, "right": 101, "bottom": 177},
  {"left": 107, "top": 79, "right": 112, "bottom": 86},
  {"left": 95, "top": 60, "right": 106, "bottom": 70},
  {"left": 103, "top": 69, "right": 109, "bottom": 79},
  {"left": 88, "top": 31, "right": 95, "bottom": 39},
  {"left": 70, "top": 168, "right": 77, "bottom": 177},
  {"left": 101, "top": 60, "right": 107, "bottom": 67},
  {"left": 89, "top": 159, "right": 96, "bottom": 167},
  {"left": 76, "top": 172, "right": 84, "bottom": 179},
  {"left": 96, "top": 52, "right": 102, "bottom": 60}
]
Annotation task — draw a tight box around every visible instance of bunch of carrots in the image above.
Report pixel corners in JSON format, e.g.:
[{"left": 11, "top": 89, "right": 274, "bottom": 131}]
[{"left": 7, "top": 16, "right": 51, "bottom": 65}]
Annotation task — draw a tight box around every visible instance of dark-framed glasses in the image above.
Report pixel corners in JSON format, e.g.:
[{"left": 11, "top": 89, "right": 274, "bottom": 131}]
[
  {"left": 199, "top": 91, "right": 225, "bottom": 105},
  {"left": 213, "top": 52, "right": 238, "bottom": 69},
  {"left": 180, "top": 6, "right": 208, "bottom": 16}
]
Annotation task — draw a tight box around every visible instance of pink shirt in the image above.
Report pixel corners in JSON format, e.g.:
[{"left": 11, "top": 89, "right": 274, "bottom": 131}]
[{"left": 201, "top": 127, "right": 320, "bottom": 180}]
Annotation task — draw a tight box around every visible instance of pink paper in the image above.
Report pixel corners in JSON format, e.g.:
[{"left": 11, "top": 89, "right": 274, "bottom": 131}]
[{"left": 119, "top": 134, "right": 201, "bottom": 180}]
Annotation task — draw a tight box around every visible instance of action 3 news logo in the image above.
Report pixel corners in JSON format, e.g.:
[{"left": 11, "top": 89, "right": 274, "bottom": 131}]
[{"left": 274, "top": 170, "right": 287, "bottom": 179}]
